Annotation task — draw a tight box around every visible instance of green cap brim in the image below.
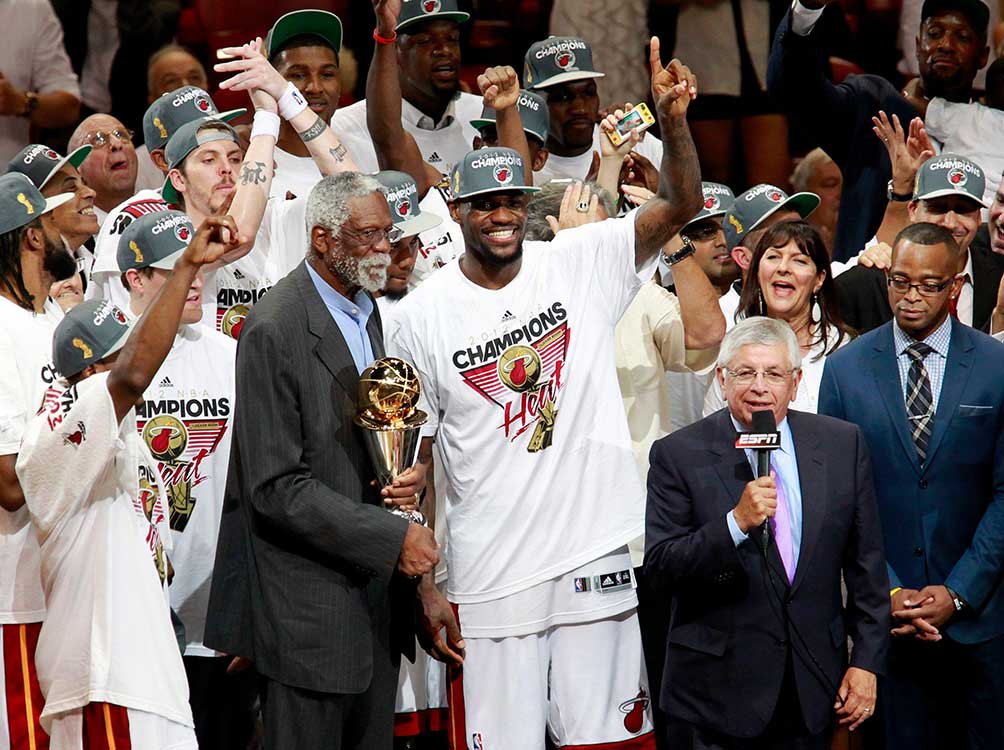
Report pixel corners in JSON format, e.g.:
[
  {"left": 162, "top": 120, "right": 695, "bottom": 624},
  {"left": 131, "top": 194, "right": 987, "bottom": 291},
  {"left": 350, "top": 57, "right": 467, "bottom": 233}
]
[
  {"left": 39, "top": 145, "right": 92, "bottom": 190},
  {"left": 267, "top": 10, "right": 342, "bottom": 57},
  {"left": 162, "top": 176, "right": 179, "bottom": 205},
  {"left": 397, "top": 11, "right": 470, "bottom": 32},
  {"left": 753, "top": 192, "right": 820, "bottom": 229},
  {"left": 218, "top": 108, "right": 248, "bottom": 123}
]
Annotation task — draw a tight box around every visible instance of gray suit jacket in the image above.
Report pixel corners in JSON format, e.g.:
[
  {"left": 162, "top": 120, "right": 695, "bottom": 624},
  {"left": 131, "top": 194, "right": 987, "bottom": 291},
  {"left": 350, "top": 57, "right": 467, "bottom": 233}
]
[{"left": 204, "top": 261, "right": 411, "bottom": 694}]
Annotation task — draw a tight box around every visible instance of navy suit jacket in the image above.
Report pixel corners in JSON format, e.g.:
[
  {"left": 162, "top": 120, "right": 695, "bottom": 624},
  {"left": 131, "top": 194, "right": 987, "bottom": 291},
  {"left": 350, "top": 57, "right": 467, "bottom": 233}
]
[
  {"left": 819, "top": 319, "right": 1004, "bottom": 644},
  {"left": 645, "top": 409, "right": 889, "bottom": 738},
  {"left": 767, "top": 10, "right": 917, "bottom": 259}
]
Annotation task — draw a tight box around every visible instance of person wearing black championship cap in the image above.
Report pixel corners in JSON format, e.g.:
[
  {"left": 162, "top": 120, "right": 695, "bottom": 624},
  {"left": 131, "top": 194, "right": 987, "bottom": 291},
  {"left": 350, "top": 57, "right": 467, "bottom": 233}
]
[
  {"left": 14, "top": 216, "right": 240, "bottom": 750},
  {"left": 264, "top": 9, "right": 348, "bottom": 200},
  {"left": 87, "top": 86, "right": 245, "bottom": 311},
  {"left": 0, "top": 171, "right": 74, "bottom": 750},
  {"left": 386, "top": 39, "right": 703, "bottom": 747},
  {"left": 525, "top": 35, "right": 665, "bottom": 185},
  {"left": 332, "top": 0, "right": 482, "bottom": 175},
  {"left": 768, "top": 0, "right": 991, "bottom": 259}
]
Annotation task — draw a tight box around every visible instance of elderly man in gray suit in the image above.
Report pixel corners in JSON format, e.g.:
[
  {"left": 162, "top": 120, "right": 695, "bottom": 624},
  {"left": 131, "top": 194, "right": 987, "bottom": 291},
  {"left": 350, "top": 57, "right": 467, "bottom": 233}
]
[{"left": 204, "top": 171, "right": 439, "bottom": 750}]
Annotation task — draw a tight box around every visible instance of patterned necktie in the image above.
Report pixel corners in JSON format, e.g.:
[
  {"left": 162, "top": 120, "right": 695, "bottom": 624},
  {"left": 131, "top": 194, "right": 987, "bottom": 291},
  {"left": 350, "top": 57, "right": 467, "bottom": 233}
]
[
  {"left": 770, "top": 457, "right": 796, "bottom": 584},
  {"left": 905, "top": 341, "right": 935, "bottom": 462}
]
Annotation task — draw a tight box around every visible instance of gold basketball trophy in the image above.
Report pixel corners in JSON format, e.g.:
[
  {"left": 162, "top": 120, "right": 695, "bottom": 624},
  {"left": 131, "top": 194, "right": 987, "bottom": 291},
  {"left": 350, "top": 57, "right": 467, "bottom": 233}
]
[{"left": 354, "top": 357, "right": 428, "bottom": 525}]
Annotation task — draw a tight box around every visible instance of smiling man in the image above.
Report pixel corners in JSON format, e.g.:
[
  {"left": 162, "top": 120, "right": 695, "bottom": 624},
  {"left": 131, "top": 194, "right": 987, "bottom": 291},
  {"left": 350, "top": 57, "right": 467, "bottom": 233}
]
[
  {"left": 820, "top": 221, "right": 1004, "bottom": 749},
  {"left": 386, "top": 37, "right": 704, "bottom": 747},
  {"left": 331, "top": 0, "right": 482, "bottom": 175}
]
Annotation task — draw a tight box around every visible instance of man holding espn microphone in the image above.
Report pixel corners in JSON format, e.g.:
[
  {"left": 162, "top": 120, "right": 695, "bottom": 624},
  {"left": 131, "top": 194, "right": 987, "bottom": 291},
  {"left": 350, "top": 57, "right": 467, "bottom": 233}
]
[{"left": 644, "top": 317, "right": 890, "bottom": 749}]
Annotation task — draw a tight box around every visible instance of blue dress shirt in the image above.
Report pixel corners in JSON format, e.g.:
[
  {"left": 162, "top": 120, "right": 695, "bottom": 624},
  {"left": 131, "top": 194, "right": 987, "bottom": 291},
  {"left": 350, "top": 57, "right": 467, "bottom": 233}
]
[
  {"left": 726, "top": 413, "right": 803, "bottom": 565},
  {"left": 305, "top": 262, "right": 375, "bottom": 374}
]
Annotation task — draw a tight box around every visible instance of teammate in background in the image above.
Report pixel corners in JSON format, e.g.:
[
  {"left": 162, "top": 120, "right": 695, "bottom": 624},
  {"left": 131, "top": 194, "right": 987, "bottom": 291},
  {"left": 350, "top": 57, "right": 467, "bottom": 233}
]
[
  {"left": 136, "top": 45, "right": 213, "bottom": 191},
  {"left": 524, "top": 36, "right": 664, "bottom": 185},
  {"left": 265, "top": 9, "right": 346, "bottom": 200},
  {"left": 116, "top": 211, "right": 254, "bottom": 748},
  {"left": 0, "top": 172, "right": 76, "bottom": 750},
  {"left": 333, "top": 0, "right": 482, "bottom": 174},
  {"left": 87, "top": 86, "right": 244, "bottom": 310},
  {"left": 388, "top": 34, "right": 702, "bottom": 747},
  {"left": 67, "top": 114, "right": 139, "bottom": 227},
  {"left": 15, "top": 216, "right": 239, "bottom": 750},
  {"left": 470, "top": 89, "right": 551, "bottom": 176}
]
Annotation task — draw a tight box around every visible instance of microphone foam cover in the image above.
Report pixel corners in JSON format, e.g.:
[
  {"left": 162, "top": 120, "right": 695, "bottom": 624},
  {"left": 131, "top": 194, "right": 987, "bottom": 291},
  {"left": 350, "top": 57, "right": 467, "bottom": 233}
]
[{"left": 750, "top": 409, "right": 776, "bottom": 432}]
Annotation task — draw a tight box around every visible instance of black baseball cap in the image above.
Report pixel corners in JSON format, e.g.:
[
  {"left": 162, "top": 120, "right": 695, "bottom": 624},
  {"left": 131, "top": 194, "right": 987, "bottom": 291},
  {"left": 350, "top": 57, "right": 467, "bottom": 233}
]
[
  {"left": 7, "top": 144, "right": 91, "bottom": 191},
  {"left": 921, "top": 0, "right": 989, "bottom": 34},
  {"left": 397, "top": 0, "right": 470, "bottom": 33},
  {"left": 143, "top": 86, "right": 245, "bottom": 152},
  {"left": 724, "top": 184, "right": 819, "bottom": 250},
  {"left": 52, "top": 299, "right": 134, "bottom": 378},
  {"left": 266, "top": 10, "right": 343, "bottom": 57}
]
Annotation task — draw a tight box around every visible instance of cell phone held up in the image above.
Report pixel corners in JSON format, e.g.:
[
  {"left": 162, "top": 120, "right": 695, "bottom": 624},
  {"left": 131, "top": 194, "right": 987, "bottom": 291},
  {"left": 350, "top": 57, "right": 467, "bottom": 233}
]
[{"left": 605, "top": 103, "right": 655, "bottom": 147}]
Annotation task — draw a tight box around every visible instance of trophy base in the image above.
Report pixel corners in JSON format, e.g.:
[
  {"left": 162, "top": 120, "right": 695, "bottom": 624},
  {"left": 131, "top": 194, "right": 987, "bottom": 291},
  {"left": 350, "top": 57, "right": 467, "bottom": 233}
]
[{"left": 388, "top": 507, "right": 427, "bottom": 525}]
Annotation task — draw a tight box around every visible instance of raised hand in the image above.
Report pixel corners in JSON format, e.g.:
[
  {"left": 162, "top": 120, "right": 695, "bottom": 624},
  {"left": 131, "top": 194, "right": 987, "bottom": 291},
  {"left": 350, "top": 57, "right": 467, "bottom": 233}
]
[
  {"left": 545, "top": 181, "right": 601, "bottom": 236},
  {"left": 599, "top": 106, "right": 644, "bottom": 158},
  {"left": 215, "top": 38, "right": 287, "bottom": 103},
  {"left": 478, "top": 66, "right": 521, "bottom": 111},
  {"left": 872, "top": 111, "right": 934, "bottom": 195},
  {"left": 183, "top": 216, "right": 242, "bottom": 268},
  {"left": 649, "top": 37, "right": 697, "bottom": 120},
  {"left": 373, "top": 0, "right": 402, "bottom": 36}
]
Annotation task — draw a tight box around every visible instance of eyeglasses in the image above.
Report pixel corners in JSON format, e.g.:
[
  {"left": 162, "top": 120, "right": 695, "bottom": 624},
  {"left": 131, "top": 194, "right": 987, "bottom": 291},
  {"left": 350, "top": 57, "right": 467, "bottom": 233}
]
[
  {"left": 341, "top": 225, "right": 404, "bottom": 247},
  {"left": 726, "top": 368, "right": 796, "bottom": 386},
  {"left": 83, "top": 128, "right": 134, "bottom": 148},
  {"left": 886, "top": 275, "right": 955, "bottom": 296}
]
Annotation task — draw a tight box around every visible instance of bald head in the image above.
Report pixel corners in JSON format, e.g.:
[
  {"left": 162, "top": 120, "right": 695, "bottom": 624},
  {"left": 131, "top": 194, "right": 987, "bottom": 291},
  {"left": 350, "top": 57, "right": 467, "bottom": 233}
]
[{"left": 70, "top": 114, "right": 138, "bottom": 213}]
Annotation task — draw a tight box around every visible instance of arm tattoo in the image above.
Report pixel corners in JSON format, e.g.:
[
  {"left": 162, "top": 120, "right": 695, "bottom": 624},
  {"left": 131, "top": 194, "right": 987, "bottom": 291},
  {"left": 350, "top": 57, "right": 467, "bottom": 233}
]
[
  {"left": 297, "top": 115, "right": 328, "bottom": 143},
  {"left": 239, "top": 161, "right": 268, "bottom": 186},
  {"left": 329, "top": 143, "right": 347, "bottom": 162}
]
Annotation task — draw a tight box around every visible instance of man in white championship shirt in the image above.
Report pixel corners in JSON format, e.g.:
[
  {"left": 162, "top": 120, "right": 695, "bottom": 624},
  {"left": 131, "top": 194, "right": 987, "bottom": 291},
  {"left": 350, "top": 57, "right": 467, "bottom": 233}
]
[
  {"left": 387, "top": 38, "right": 703, "bottom": 748},
  {"left": 331, "top": 0, "right": 482, "bottom": 176},
  {"left": 0, "top": 173, "right": 74, "bottom": 750},
  {"left": 524, "top": 36, "right": 665, "bottom": 186},
  {"left": 16, "top": 215, "right": 240, "bottom": 750},
  {"left": 115, "top": 210, "right": 255, "bottom": 747}
]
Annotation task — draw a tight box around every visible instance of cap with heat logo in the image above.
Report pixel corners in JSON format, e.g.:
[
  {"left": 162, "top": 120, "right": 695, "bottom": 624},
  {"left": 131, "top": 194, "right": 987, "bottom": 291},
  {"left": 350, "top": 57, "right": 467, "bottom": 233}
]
[
  {"left": 142, "top": 86, "right": 245, "bottom": 153},
  {"left": 7, "top": 143, "right": 92, "bottom": 191},
  {"left": 117, "top": 209, "right": 195, "bottom": 273},
  {"left": 449, "top": 147, "right": 540, "bottom": 201},
  {"left": 913, "top": 153, "right": 988, "bottom": 209},
  {"left": 396, "top": 0, "right": 469, "bottom": 32},
  {"left": 372, "top": 170, "right": 444, "bottom": 238},
  {"left": 682, "top": 181, "right": 736, "bottom": 232},
  {"left": 52, "top": 299, "right": 135, "bottom": 378},
  {"left": 723, "top": 183, "right": 820, "bottom": 250},
  {"left": 524, "top": 36, "right": 605, "bottom": 90},
  {"left": 470, "top": 89, "right": 550, "bottom": 145}
]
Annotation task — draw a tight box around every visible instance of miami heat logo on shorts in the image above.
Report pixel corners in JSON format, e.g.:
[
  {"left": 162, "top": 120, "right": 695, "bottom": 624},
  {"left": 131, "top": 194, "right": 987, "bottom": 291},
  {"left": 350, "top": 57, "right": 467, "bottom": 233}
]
[{"left": 618, "top": 688, "right": 650, "bottom": 734}]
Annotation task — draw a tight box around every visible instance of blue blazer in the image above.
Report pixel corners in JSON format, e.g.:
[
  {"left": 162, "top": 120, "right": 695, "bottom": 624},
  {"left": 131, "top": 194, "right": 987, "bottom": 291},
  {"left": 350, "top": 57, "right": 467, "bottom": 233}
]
[{"left": 819, "top": 320, "right": 1004, "bottom": 644}]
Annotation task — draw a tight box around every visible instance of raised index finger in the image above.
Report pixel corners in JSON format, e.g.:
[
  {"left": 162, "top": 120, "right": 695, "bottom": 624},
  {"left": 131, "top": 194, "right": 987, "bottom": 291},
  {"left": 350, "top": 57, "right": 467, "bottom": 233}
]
[{"left": 649, "top": 36, "right": 662, "bottom": 76}]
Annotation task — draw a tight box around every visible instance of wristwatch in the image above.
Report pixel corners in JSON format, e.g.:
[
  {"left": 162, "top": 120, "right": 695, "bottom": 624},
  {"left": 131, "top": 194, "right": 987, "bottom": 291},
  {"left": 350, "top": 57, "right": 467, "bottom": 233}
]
[
  {"left": 947, "top": 587, "right": 967, "bottom": 612},
  {"left": 663, "top": 236, "right": 696, "bottom": 266},
  {"left": 886, "top": 179, "right": 912, "bottom": 203}
]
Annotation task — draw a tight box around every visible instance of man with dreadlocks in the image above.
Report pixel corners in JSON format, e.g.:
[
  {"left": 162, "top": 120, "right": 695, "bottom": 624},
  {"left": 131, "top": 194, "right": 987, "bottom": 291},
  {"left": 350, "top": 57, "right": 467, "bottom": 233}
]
[{"left": 0, "top": 171, "right": 75, "bottom": 748}]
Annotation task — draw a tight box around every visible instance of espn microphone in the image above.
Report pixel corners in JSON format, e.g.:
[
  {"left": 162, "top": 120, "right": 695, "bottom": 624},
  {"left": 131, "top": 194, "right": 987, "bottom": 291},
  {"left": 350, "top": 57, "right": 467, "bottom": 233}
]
[{"left": 735, "top": 410, "right": 781, "bottom": 546}]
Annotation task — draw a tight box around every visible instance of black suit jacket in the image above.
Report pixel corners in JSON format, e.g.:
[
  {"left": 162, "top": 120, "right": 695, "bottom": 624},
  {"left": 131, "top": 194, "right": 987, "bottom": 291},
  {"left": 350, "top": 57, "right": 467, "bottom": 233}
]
[
  {"left": 837, "top": 226, "right": 1004, "bottom": 334},
  {"left": 204, "top": 262, "right": 412, "bottom": 694},
  {"left": 767, "top": 11, "right": 917, "bottom": 260},
  {"left": 644, "top": 409, "right": 890, "bottom": 738}
]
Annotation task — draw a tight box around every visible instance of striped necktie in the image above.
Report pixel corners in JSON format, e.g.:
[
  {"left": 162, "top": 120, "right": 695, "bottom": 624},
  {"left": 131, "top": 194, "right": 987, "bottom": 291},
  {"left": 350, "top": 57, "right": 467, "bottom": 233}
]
[{"left": 905, "top": 341, "right": 935, "bottom": 462}]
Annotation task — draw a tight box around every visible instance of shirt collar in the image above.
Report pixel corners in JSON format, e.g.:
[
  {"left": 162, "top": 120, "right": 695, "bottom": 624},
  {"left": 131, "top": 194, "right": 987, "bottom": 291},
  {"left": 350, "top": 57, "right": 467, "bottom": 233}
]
[
  {"left": 305, "top": 261, "right": 374, "bottom": 317},
  {"left": 893, "top": 314, "right": 952, "bottom": 359},
  {"left": 401, "top": 92, "right": 460, "bottom": 131},
  {"left": 729, "top": 412, "right": 794, "bottom": 456}
]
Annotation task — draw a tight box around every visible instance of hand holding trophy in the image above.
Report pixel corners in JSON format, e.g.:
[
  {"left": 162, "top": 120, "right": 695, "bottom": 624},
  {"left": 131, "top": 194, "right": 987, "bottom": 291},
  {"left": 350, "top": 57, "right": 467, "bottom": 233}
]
[{"left": 354, "top": 357, "right": 429, "bottom": 525}]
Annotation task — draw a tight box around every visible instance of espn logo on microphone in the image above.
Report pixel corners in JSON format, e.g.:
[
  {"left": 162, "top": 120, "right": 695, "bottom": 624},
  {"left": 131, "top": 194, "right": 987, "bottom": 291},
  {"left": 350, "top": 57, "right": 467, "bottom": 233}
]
[{"left": 735, "top": 432, "right": 780, "bottom": 449}]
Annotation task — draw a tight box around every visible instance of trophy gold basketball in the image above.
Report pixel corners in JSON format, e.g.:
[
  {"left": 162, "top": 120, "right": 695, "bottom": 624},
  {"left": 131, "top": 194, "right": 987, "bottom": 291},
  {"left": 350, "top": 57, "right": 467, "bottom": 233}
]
[{"left": 354, "top": 357, "right": 428, "bottom": 525}]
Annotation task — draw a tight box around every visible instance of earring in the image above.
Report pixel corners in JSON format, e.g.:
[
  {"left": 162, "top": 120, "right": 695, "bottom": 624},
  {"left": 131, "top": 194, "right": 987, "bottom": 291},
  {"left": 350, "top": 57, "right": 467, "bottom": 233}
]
[
  {"left": 758, "top": 289, "right": 766, "bottom": 317},
  {"left": 811, "top": 292, "right": 821, "bottom": 324}
]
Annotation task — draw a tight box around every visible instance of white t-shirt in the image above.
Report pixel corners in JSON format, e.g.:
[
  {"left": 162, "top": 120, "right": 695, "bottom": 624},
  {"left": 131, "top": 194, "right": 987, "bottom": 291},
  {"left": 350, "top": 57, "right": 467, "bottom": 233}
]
[
  {"left": 0, "top": 297, "right": 62, "bottom": 624},
  {"left": 924, "top": 99, "right": 1000, "bottom": 209},
  {"left": 87, "top": 189, "right": 170, "bottom": 311},
  {"left": 15, "top": 373, "right": 192, "bottom": 730},
  {"left": 331, "top": 93, "right": 484, "bottom": 176},
  {"left": 412, "top": 183, "right": 463, "bottom": 290},
  {"left": 270, "top": 148, "right": 323, "bottom": 201},
  {"left": 387, "top": 213, "right": 654, "bottom": 605},
  {"left": 135, "top": 324, "right": 236, "bottom": 656},
  {"left": 134, "top": 144, "right": 165, "bottom": 193},
  {"left": 534, "top": 128, "right": 664, "bottom": 186}
]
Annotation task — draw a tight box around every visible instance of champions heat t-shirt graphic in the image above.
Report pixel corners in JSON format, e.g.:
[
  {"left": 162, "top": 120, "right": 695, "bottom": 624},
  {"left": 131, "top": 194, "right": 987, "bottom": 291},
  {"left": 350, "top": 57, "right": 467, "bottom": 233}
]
[
  {"left": 215, "top": 266, "right": 271, "bottom": 339},
  {"left": 453, "top": 302, "right": 570, "bottom": 452}
]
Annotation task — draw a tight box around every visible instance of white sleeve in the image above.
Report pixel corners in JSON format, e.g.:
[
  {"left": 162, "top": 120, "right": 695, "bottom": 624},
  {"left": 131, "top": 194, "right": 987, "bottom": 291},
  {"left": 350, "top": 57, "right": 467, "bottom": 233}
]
[
  {"left": 923, "top": 98, "right": 975, "bottom": 143},
  {"left": 258, "top": 196, "right": 309, "bottom": 279},
  {"left": 790, "top": 0, "right": 825, "bottom": 35},
  {"left": 635, "top": 131, "right": 664, "bottom": 169},
  {"left": 0, "top": 330, "right": 26, "bottom": 455},
  {"left": 549, "top": 209, "right": 656, "bottom": 325},
  {"left": 15, "top": 375, "right": 120, "bottom": 537},
  {"left": 30, "top": 1, "right": 80, "bottom": 97},
  {"left": 386, "top": 311, "right": 439, "bottom": 438}
]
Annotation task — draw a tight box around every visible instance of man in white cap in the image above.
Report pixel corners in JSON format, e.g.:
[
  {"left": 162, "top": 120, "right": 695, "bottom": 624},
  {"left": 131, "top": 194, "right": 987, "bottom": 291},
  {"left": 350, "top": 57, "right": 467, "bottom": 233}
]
[
  {"left": 15, "top": 215, "right": 239, "bottom": 750},
  {"left": 387, "top": 37, "right": 703, "bottom": 747},
  {"left": 0, "top": 172, "right": 74, "bottom": 750},
  {"left": 332, "top": 0, "right": 482, "bottom": 175}
]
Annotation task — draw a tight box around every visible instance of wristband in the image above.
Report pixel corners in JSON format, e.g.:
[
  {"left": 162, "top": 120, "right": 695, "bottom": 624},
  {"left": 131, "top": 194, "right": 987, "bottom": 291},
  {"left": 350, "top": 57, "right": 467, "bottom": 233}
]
[
  {"left": 373, "top": 28, "right": 398, "bottom": 45},
  {"left": 278, "top": 81, "right": 308, "bottom": 121},
  {"left": 889, "top": 587, "right": 902, "bottom": 597},
  {"left": 250, "top": 110, "right": 280, "bottom": 140}
]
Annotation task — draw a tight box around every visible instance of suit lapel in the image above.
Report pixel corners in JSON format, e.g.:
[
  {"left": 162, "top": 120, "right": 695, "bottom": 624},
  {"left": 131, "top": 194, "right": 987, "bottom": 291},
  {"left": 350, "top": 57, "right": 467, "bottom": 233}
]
[
  {"left": 870, "top": 325, "right": 922, "bottom": 475},
  {"left": 921, "top": 320, "right": 975, "bottom": 472},
  {"left": 710, "top": 411, "right": 789, "bottom": 585},
  {"left": 296, "top": 262, "right": 362, "bottom": 396},
  {"left": 788, "top": 412, "right": 825, "bottom": 594}
]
